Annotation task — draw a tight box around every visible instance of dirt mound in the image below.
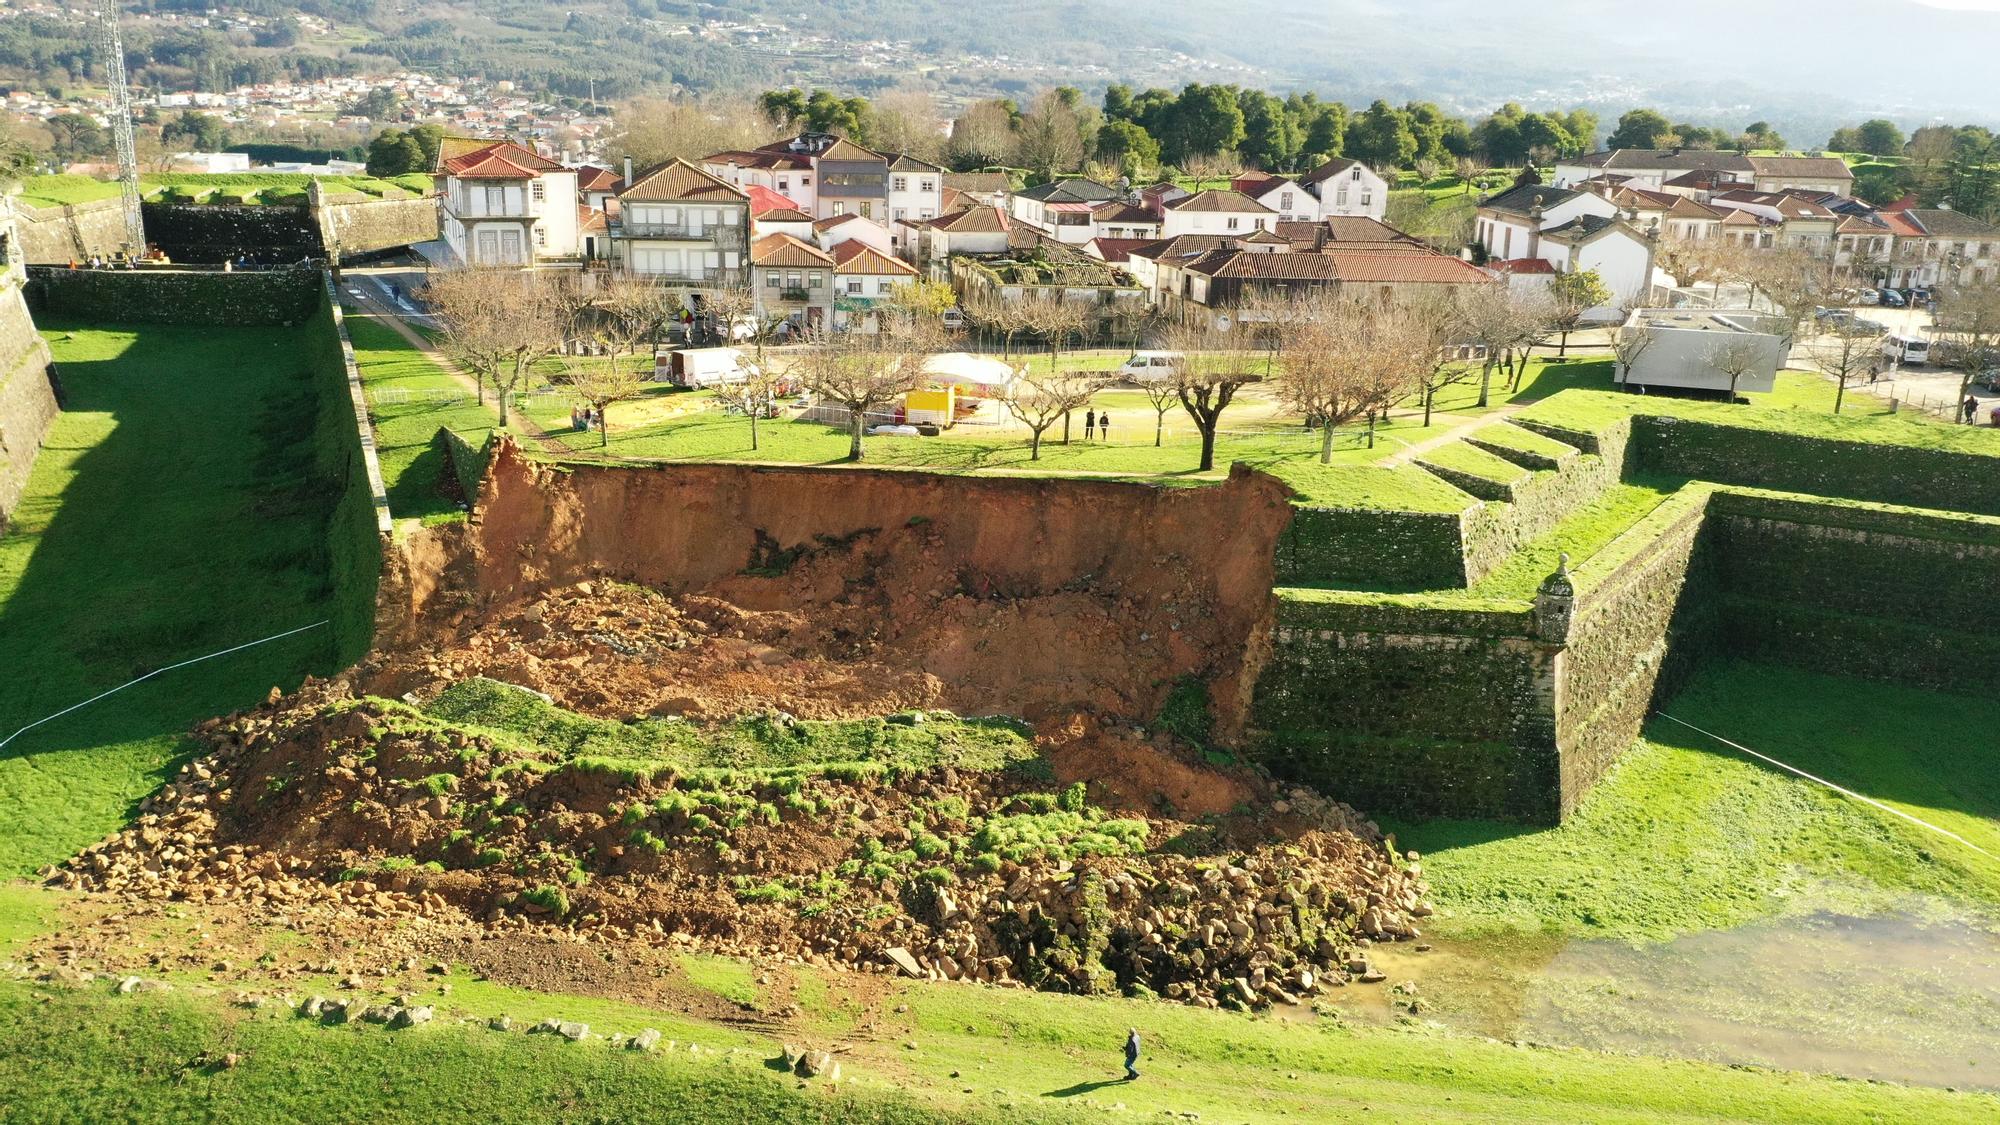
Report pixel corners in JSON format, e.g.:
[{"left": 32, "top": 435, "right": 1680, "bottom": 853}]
[
  {"left": 377, "top": 441, "right": 1295, "bottom": 736},
  {"left": 56, "top": 681, "right": 1434, "bottom": 1009}
]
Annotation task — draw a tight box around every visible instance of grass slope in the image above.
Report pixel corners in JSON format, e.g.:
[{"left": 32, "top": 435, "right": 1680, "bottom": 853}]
[
  {"left": 346, "top": 313, "right": 500, "bottom": 520},
  {"left": 1389, "top": 661, "right": 2000, "bottom": 941},
  {"left": 0, "top": 323, "right": 351, "bottom": 875}
]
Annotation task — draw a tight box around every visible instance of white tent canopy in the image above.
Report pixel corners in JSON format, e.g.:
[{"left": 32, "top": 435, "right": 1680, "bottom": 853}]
[{"left": 921, "top": 352, "right": 1019, "bottom": 388}]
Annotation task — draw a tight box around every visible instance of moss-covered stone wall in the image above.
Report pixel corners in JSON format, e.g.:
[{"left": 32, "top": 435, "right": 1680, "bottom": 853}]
[
  {"left": 1708, "top": 491, "right": 2000, "bottom": 695},
  {"left": 1274, "top": 506, "right": 1470, "bottom": 589},
  {"left": 1635, "top": 416, "right": 2000, "bottom": 516},
  {"left": 0, "top": 276, "right": 57, "bottom": 527},
  {"left": 25, "top": 266, "right": 323, "bottom": 326}
]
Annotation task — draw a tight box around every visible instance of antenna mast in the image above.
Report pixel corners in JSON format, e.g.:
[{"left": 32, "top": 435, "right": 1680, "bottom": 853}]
[{"left": 96, "top": 0, "right": 146, "bottom": 255}]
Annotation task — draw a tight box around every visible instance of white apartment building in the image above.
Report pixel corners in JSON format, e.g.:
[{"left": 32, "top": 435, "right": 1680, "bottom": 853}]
[{"left": 435, "top": 138, "right": 580, "bottom": 267}]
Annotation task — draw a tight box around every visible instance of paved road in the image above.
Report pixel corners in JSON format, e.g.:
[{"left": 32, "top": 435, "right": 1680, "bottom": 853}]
[{"left": 1801, "top": 303, "right": 2000, "bottom": 425}]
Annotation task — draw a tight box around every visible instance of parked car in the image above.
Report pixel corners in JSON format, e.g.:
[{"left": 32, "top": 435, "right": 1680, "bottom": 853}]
[
  {"left": 1974, "top": 368, "right": 2000, "bottom": 392},
  {"left": 1856, "top": 288, "right": 1879, "bottom": 305},
  {"left": 940, "top": 307, "right": 966, "bottom": 329},
  {"left": 1881, "top": 333, "right": 1930, "bottom": 365},
  {"left": 1878, "top": 289, "right": 1908, "bottom": 308},
  {"left": 1813, "top": 306, "right": 1853, "bottom": 325},
  {"left": 1116, "top": 351, "right": 1184, "bottom": 382}
]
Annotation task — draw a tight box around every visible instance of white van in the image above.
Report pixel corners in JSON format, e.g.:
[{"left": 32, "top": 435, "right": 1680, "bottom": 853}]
[
  {"left": 1117, "top": 351, "right": 1184, "bottom": 383},
  {"left": 656, "top": 347, "right": 759, "bottom": 388},
  {"left": 1882, "top": 334, "right": 1930, "bottom": 365}
]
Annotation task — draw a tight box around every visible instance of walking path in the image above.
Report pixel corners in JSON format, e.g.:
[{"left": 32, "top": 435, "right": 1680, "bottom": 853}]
[
  {"left": 339, "top": 275, "right": 570, "bottom": 455},
  {"left": 1376, "top": 404, "right": 1525, "bottom": 468}
]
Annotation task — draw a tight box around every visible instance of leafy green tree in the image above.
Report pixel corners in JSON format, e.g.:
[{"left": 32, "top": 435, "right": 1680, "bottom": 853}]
[
  {"left": 1546, "top": 268, "right": 1611, "bottom": 358},
  {"left": 1402, "top": 102, "right": 1453, "bottom": 166},
  {"left": 1297, "top": 98, "right": 1346, "bottom": 162},
  {"left": 364, "top": 129, "right": 426, "bottom": 176},
  {"left": 758, "top": 88, "right": 809, "bottom": 128},
  {"left": 1475, "top": 103, "right": 1527, "bottom": 164},
  {"left": 345, "top": 87, "right": 401, "bottom": 121},
  {"left": 1102, "top": 83, "right": 1135, "bottom": 123},
  {"left": 1517, "top": 114, "right": 1574, "bottom": 160},
  {"left": 1607, "top": 108, "right": 1673, "bottom": 150},
  {"left": 161, "top": 110, "right": 228, "bottom": 151},
  {"left": 1558, "top": 109, "right": 1599, "bottom": 152},
  {"left": 1826, "top": 126, "right": 1865, "bottom": 153},
  {"left": 1162, "top": 84, "right": 1244, "bottom": 165},
  {"left": 1237, "top": 89, "right": 1299, "bottom": 170},
  {"left": 1856, "top": 119, "right": 1906, "bottom": 158},
  {"left": 1346, "top": 100, "right": 1416, "bottom": 170},
  {"left": 1738, "top": 121, "right": 1784, "bottom": 151},
  {"left": 1094, "top": 120, "right": 1159, "bottom": 177},
  {"left": 45, "top": 113, "right": 103, "bottom": 163},
  {"left": 408, "top": 124, "right": 446, "bottom": 170}
]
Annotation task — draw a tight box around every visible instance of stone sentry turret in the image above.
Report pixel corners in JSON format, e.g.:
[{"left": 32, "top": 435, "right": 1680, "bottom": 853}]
[{"left": 1533, "top": 551, "right": 1576, "bottom": 644}]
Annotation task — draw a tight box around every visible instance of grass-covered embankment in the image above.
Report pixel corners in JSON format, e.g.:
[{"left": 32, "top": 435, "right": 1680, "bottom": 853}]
[
  {"left": 0, "top": 316, "right": 374, "bottom": 875},
  {"left": 1389, "top": 660, "right": 2000, "bottom": 941}
]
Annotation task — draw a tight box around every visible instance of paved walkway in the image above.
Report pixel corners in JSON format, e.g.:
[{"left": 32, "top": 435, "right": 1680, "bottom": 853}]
[
  {"left": 338, "top": 275, "right": 570, "bottom": 455},
  {"left": 1376, "top": 404, "right": 1525, "bottom": 468}
]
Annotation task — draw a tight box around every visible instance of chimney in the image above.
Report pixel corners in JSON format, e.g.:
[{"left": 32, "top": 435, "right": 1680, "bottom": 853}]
[{"left": 623, "top": 156, "right": 633, "bottom": 188}]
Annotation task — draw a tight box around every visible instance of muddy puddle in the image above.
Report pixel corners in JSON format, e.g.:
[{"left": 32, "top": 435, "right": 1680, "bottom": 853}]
[{"left": 1319, "top": 908, "right": 2000, "bottom": 1092}]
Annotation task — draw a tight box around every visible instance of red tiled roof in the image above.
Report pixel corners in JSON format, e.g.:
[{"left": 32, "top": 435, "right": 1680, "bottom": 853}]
[
  {"left": 917, "top": 206, "right": 1010, "bottom": 234},
  {"left": 1091, "top": 201, "right": 1157, "bottom": 224},
  {"left": 812, "top": 213, "right": 871, "bottom": 232},
  {"left": 832, "top": 241, "right": 916, "bottom": 275},
  {"left": 1320, "top": 248, "right": 1492, "bottom": 284},
  {"left": 752, "top": 232, "right": 835, "bottom": 268},
  {"left": 1085, "top": 237, "right": 1154, "bottom": 263},
  {"left": 440, "top": 139, "right": 563, "bottom": 179},
  {"left": 1164, "top": 189, "right": 1276, "bottom": 214},
  {"left": 619, "top": 158, "right": 748, "bottom": 203},
  {"left": 706, "top": 148, "right": 813, "bottom": 171},
  {"left": 575, "top": 164, "right": 622, "bottom": 192},
  {"left": 1487, "top": 257, "right": 1556, "bottom": 275}
]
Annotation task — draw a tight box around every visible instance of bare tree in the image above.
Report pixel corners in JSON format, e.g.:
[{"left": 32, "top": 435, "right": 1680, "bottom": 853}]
[
  {"left": 965, "top": 290, "right": 1035, "bottom": 356},
  {"left": 561, "top": 351, "right": 648, "bottom": 449},
  {"left": 1275, "top": 298, "right": 1408, "bottom": 462},
  {"left": 1180, "top": 150, "right": 1233, "bottom": 192},
  {"left": 1014, "top": 296, "right": 1094, "bottom": 441},
  {"left": 1401, "top": 288, "right": 1473, "bottom": 426},
  {"left": 795, "top": 323, "right": 936, "bottom": 461},
  {"left": 612, "top": 96, "right": 772, "bottom": 166},
  {"left": 1013, "top": 89, "right": 1092, "bottom": 179},
  {"left": 1159, "top": 319, "right": 1257, "bottom": 472},
  {"left": 1413, "top": 157, "right": 1443, "bottom": 186},
  {"left": 1004, "top": 369, "right": 1100, "bottom": 459},
  {"left": 1138, "top": 377, "right": 1179, "bottom": 447},
  {"left": 1454, "top": 156, "right": 1489, "bottom": 194},
  {"left": 1807, "top": 319, "right": 1886, "bottom": 414},
  {"left": 704, "top": 286, "right": 790, "bottom": 450},
  {"left": 425, "top": 269, "right": 562, "bottom": 423},
  {"left": 1934, "top": 277, "right": 2000, "bottom": 412},
  {"left": 870, "top": 90, "right": 948, "bottom": 163},
  {"left": 1612, "top": 317, "right": 1658, "bottom": 387},
  {"left": 1456, "top": 285, "right": 1541, "bottom": 407},
  {"left": 1706, "top": 337, "right": 1765, "bottom": 402}
]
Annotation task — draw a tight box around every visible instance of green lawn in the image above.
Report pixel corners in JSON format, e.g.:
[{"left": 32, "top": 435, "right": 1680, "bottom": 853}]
[
  {"left": 1388, "top": 660, "right": 2000, "bottom": 942},
  {"left": 18, "top": 172, "right": 434, "bottom": 210},
  {"left": 1466, "top": 479, "right": 1682, "bottom": 600},
  {"left": 2, "top": 943, "right": 1990, "bottom": 1123},
  {"left": 347, "top": 313, "right": 501, "bottom": 520},
  {"left": 0, "top": 322, "right": 358, "bottom": 876},
  {"left": 1520, "top": 378, "right": 1991, "bottom": 453}
]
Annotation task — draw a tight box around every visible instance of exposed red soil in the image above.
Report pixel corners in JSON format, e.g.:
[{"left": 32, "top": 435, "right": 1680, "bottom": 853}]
[{"left": 377, "top": 440, "right": 1296, "bottom": 738}]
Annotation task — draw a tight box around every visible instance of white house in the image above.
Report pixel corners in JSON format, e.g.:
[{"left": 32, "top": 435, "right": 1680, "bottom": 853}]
[
  {"left": 610, "top": 158, "right": 750, "bottom": 286},
  {"left": 1296, "top": 158, "right": 1388, "bottom": 220},
  {"left": 435, "top": 137, "right": 580, "bottom": 267},
  {"left": 1553, "top": 150, "right": 1754, "bottom": 191},
  {"left": 1745, "top": 155, "right": 1854, "bottom": 196},
  {"left": 832, "top": 241, "right": 918, "bottom": 331},
  {"left": 812, "top": 212, "right": 893, "bottom": 256},
  {"left": 1247, "top": 177, "right": 1320, "bottom": 222},
  {"left": 1009, "top": 178, "right": 1123, "bottom": 243},
  {"left": 1473, "top": 183, "right": 1618, "bottom": 262},
  {"left": 884, "top": 153, "right": 946, "bottom": 251},
  {"left": 1089, "top": 200, "right": 1162, "bottom": 241},
  {"left": 1159, "top": 190, "right": 1277, "bottom": 238},
  {"left": 751, "top": 233, "right": 836, "bottom": 333},
  {"left": 702, "top": 145, "right": 818, "bottom": 213},
  {"left": 907, "top": 206, "right": 1012, "bottom": 275}
]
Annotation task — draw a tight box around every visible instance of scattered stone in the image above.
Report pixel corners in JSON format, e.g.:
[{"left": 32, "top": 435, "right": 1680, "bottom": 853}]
[
  {"left": 630, "top": 1028, "right": 662, "bottom": 1052},
  {"left": 796, "top": 1050, "right": 835, "bottom": 1078},
  {"left": 391, "top": 1006, "right": 434, "bottom": 1029},
  {"left": 488, "top": 1016, "right": 513, "bottom": 1032},
  {"left": 883, "top": 947, "right": 924, "bottom": 978}
]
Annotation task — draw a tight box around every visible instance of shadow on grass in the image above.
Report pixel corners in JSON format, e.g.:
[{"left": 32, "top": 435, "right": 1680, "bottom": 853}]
[
  {"left": 1043, "top": 1077, "right": 1132, "bottom": 1098},
  {"left": 0, "top": 321, "right": 356, "bottom": 874}
]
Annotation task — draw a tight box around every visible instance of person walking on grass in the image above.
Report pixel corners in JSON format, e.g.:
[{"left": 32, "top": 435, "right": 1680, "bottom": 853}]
[
  {"left": 1084, "top": 408, "right": 1097, "bottom": 441},
  {"left": 1123, "top": 1028, "right": 1141, "bottom": 1081}
]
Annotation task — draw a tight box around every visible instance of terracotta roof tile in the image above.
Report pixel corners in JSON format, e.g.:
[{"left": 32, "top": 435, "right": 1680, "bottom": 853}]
[
  {"left": 619, "top": 158, "right": 748, "bottom": 203},
  {"left": 832, "top": 241, "right": 917, "bottom": 275},
  {"left": 752, "top": 232, "right": 835, "bottom": 268}
]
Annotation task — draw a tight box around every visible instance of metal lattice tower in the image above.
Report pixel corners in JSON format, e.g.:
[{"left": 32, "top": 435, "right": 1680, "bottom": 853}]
[{"left": 96, "top": 0, "right": 145, "bottom": 254}]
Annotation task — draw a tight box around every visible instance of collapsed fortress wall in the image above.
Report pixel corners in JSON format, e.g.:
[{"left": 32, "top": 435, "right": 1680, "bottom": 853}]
[{"left": 380, "top": 442, "right": 1297, "bottom": 734}]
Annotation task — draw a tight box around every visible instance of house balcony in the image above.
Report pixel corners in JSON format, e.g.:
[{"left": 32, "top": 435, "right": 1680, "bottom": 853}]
[
  {"left": 612, "top": 221, "right": 742, "bottom": 241},
  {"left": 619, "top": 266, "right": 750, "bottom": 288},
  {"left": 778, "top": 286, "right": 813, "bottom": 302}
]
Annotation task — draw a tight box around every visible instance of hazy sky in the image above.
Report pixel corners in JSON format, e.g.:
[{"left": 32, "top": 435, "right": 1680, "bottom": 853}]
[{"left": 1912, "top": 0, "right": 2000, "bottom": 8}]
